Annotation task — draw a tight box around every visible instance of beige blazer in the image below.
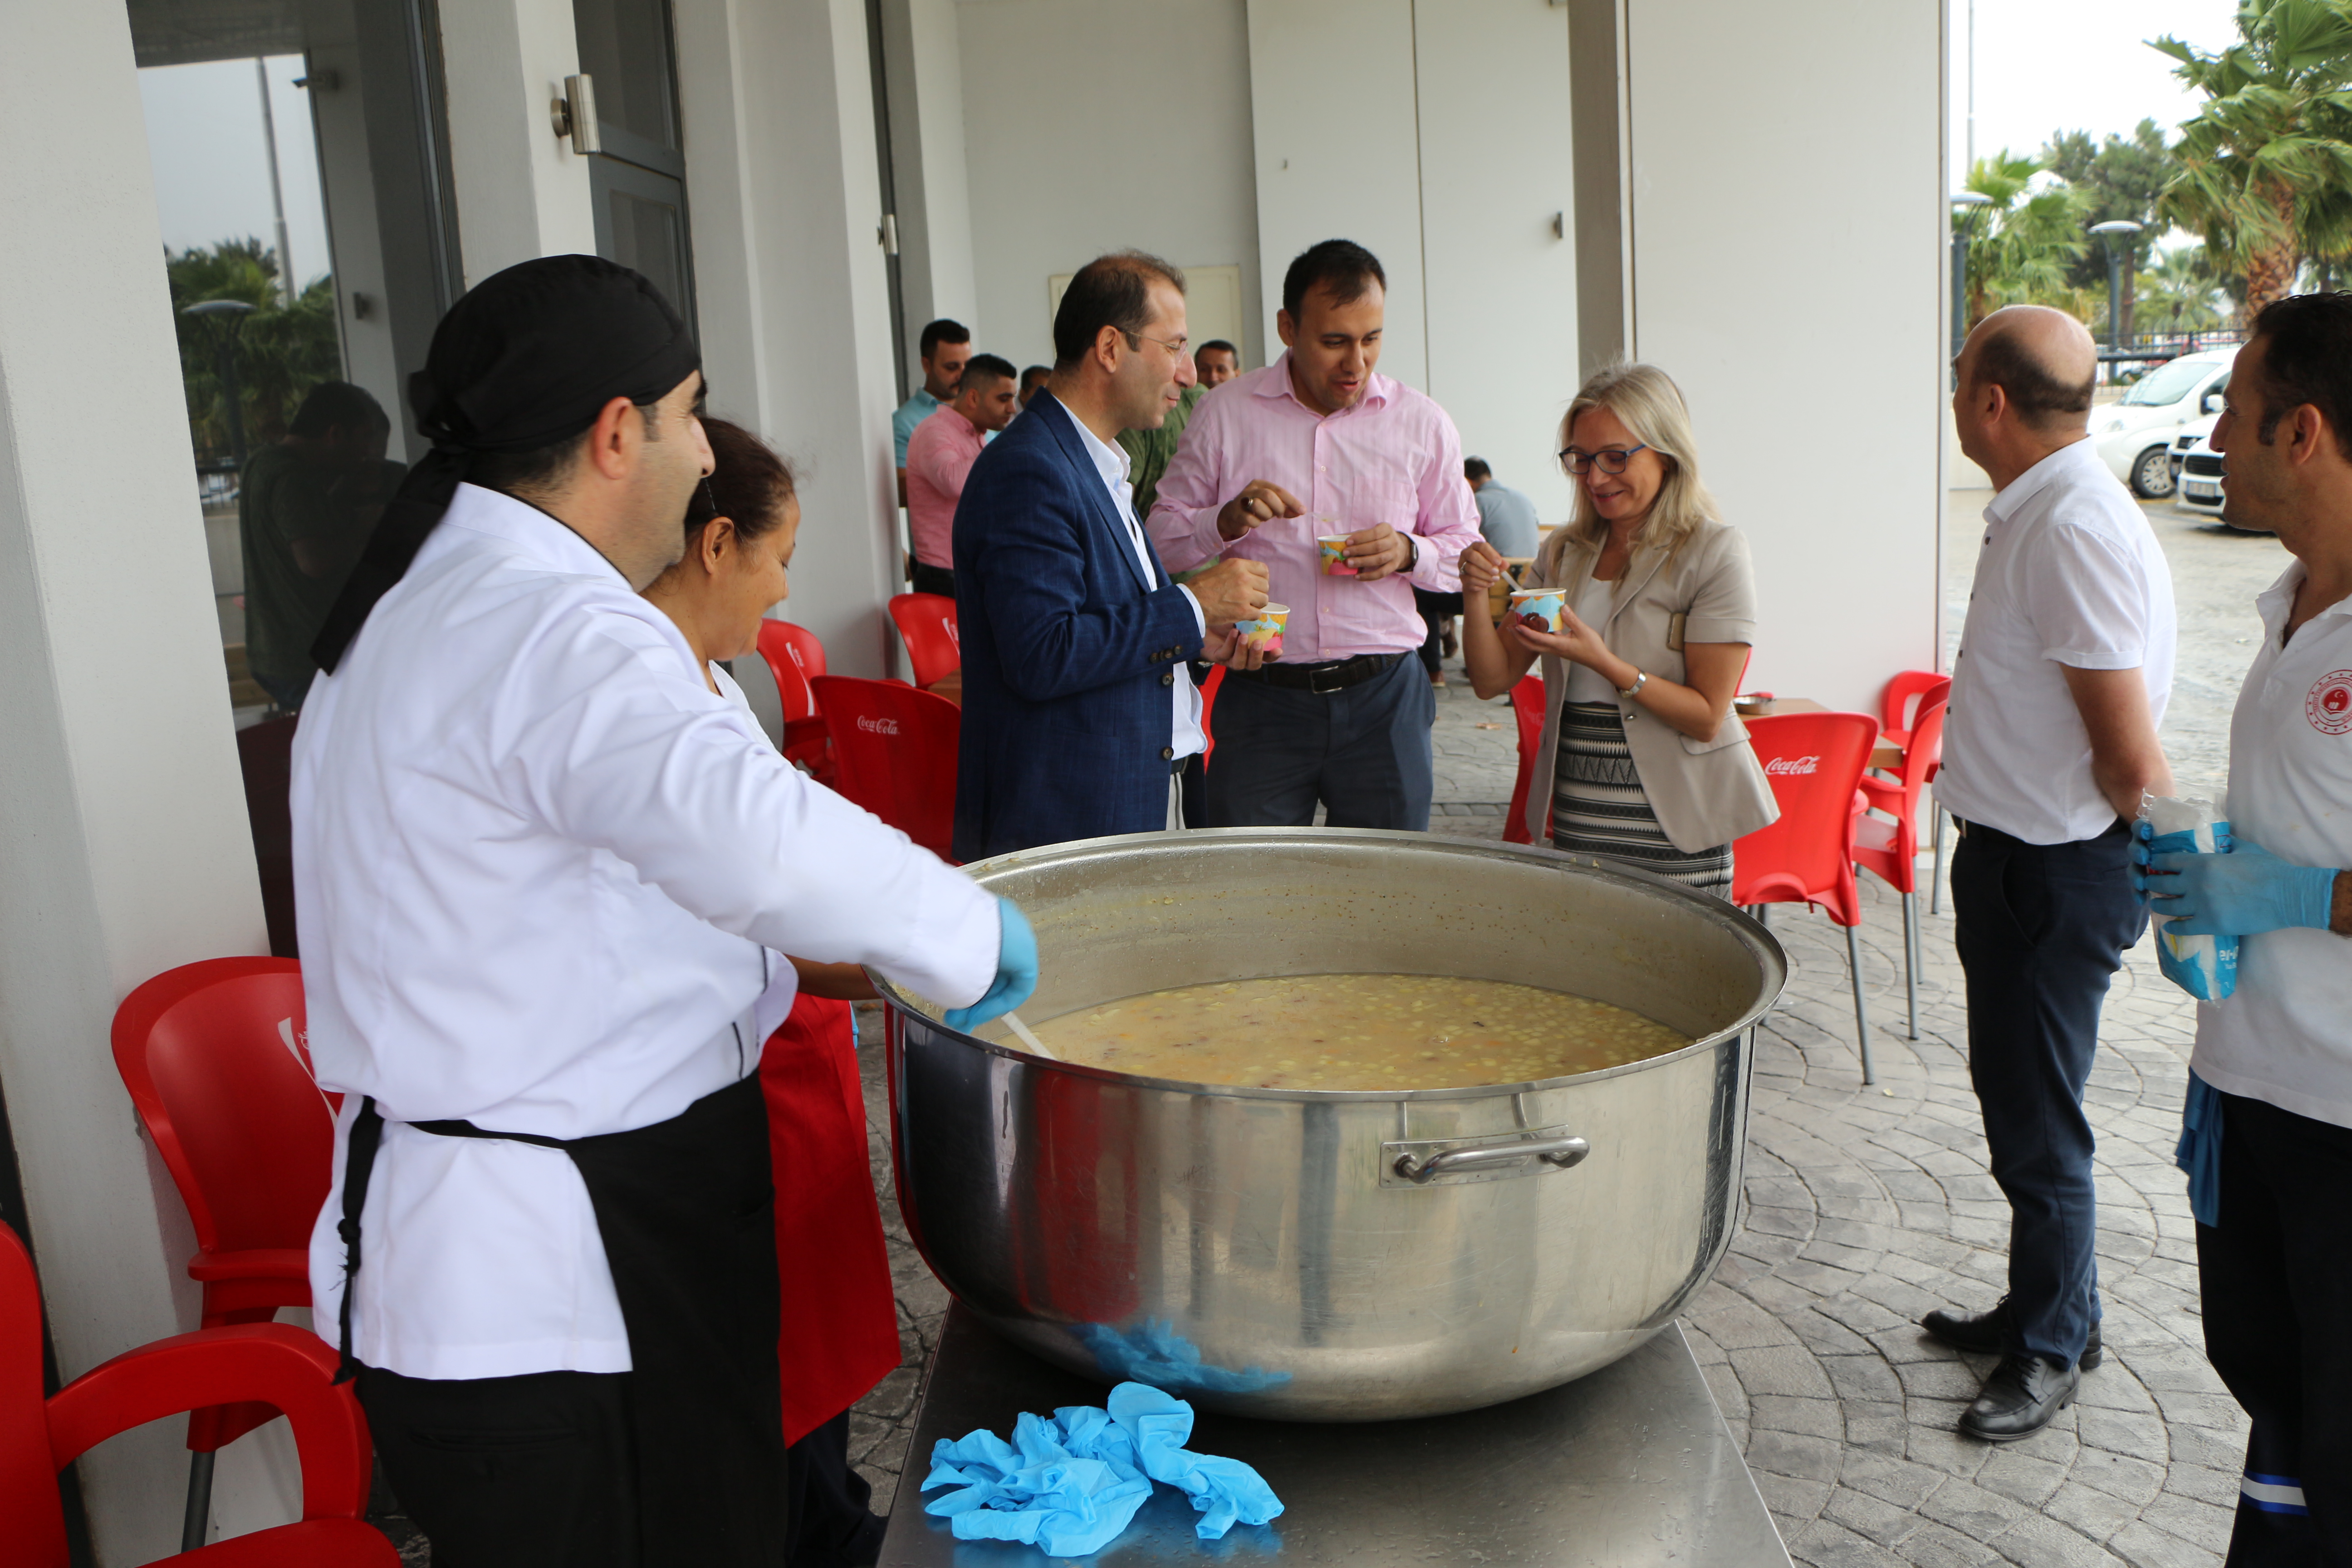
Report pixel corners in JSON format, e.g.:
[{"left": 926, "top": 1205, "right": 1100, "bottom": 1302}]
[{"left": 1519, "top": 519, "right": 1779, "bottom": 853}]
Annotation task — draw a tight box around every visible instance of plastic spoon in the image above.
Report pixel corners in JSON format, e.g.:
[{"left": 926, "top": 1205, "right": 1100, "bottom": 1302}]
[{"left": 1002, "top": 1011, "right": 1058, "bottom": 1061}]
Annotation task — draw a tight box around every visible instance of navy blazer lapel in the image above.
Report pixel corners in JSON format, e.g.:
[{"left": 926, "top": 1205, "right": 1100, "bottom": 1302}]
[{"left": 1033, "top": 393, "right": 1156, "bottom": 596}]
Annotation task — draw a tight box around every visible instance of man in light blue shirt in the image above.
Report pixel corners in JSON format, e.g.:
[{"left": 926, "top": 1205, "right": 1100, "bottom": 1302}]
[
  {"left": 1465, "top": 457, "right": 1541, "bottom": 558},
  {"left": 895, "top": 319, "right": 972, "bottom": 502}
]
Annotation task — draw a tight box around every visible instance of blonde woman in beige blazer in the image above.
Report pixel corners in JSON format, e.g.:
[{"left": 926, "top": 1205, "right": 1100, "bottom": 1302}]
[{"left": 1460, "top": 363, "right": 1776, "bottom": 897}]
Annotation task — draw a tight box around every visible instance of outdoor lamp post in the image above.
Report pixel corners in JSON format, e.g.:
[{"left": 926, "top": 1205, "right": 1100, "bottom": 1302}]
[
  {"left": 2090, "top": 219, "right": 2144, "bottom": 361},
  {"left": 1950, "top": 193, "right": 1993, "bottom": 359},
  {"left": 181, "top": 298, "right": 258, "bottom": 472}
]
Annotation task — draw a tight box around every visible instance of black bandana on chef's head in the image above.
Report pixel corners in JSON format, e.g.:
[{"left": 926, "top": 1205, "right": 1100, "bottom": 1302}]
[{"left": 310, "top": 254, "right": 701, "bottom": 673}]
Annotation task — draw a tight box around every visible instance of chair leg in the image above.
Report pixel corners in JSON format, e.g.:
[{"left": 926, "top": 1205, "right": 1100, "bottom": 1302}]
[
  {"left": 1844, "top": 921, "right": 1875, "bottom": 1085},
  {"left": 1931, "top": 806, "right": 1949, "bottom": 916},
  {"left": 182, "top": 1448, "right": 216, "bottom": 1553},
  {"left": 1902, "top": 890, "right": 1921, "bottom": 1040}
]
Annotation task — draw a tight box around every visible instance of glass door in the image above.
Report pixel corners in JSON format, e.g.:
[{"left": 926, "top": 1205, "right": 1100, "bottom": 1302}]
[{"left": 573, "top": 0, "right": 694, "bottom": 328}]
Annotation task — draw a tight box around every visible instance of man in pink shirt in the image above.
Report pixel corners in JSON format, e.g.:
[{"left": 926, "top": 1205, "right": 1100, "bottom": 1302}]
[
  {"left": 1148, "top": 240, "right": 1480, "bottom": 830},
  {"left": 905, "top": 353, "right": 1017, "bottom": 597}
]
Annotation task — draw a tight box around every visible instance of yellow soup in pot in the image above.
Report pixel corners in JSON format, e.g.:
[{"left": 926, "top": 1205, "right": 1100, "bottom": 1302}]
[{"left": 1013, "top": 974, "right": 1690, "bottom": 1091}]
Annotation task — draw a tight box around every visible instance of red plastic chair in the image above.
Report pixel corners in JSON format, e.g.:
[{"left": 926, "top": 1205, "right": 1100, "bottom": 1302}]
[
  {"left": 0, "top": 1221, "right": 392, "bottom": 1566},
  {"left": 887, "top": 593, "right": 962, "bottom": 690},
  {"left": 754, "top": 619, "right": 834, "bottom": 785},
  {"left": 1197, "top": 663, "right": 1225, "bottom": 768},
  {"left": 1878, "top": 670, "right": 1953, "bottom": 913},
  {"left": 1501, "top": 676, "right": 1548, "bottom": 846},
  {"left": 112, "top": 958, "right": 336, "bottom": 1548},
  {"left": 1732, "top": 711, "right": 1882, "bottom": 1083},
  {"left": 808, "top": 676, "right": 960, "bottom": 859},
  {"left": 1853, "top": 696, "right": 1948, "bottom": 1043}
]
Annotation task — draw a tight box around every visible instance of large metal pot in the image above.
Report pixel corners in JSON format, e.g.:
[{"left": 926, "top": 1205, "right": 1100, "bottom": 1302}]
[{"left": 878, "top": 829, "right": 1786, "bottom": 1421}]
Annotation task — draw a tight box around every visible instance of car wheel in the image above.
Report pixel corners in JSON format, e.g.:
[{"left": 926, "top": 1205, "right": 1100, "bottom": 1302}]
[{"left": 2131, "top": 445, "right": 2177, "bottom": 499}]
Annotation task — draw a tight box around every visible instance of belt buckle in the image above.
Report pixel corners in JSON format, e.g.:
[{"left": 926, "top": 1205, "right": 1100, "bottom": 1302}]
[{"left": 1309, "top": 661, "right": 1350, "bottom": 695}]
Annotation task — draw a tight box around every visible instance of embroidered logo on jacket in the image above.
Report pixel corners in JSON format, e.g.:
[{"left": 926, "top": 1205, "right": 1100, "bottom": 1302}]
[{"left": 2308, "top": 671, "right": 2352, "bottom": 736}]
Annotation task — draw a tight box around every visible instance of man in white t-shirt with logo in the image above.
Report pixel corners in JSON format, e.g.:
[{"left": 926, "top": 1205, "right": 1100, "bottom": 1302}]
[
  {"left": 2140, "top": 294, "right": 2352, "bottom": 1560},
  {"left": 1926, "top": 306, "right": 2179, "bottom": 1441}
]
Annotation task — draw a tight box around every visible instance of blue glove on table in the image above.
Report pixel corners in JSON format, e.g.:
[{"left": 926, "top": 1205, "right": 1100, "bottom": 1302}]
[
  {"left": 942, "top": 897, "right": 1038, "bottom": 1032},
  {"left": 2146, "top": 837, "right": 2338, "bottom": 936}
]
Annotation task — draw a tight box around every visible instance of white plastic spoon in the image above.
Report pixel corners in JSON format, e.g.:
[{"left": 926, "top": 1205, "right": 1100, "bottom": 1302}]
[{"left": 1002, "top": 1011, "right": 1058, "bottom": 1061}]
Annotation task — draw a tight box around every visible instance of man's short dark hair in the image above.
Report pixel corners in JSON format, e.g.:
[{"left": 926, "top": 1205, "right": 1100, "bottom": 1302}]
[
  {"left": 1464, "top": 457, "right": 1492, "bottom": 483},
  {"left": 288, "top": 381, "right": 389, "bottom": 439},
  {"left": 1019, "top": 364, "right": 1051, "bottom": 390},
  {"left": 1196, "top": 339, "right": 1238, "bottom": 361},
  {"left": 1051, "top": 252, "right": 1186, "bottom": 369},
  {"left": 1972, "top": 330, "right": 2093, "bottom": 428},
  {"left": 958, "top": 353, "right": 1017, "bottom": 392},
  {"left": 1282, "top": 240, "right": 1386, "bottom": 321},
  {"left": 918, "top": 319, "right": 970, "bottom": 360},
  {"left": 2248, "top": 292, "right": 2352, "bottom": 459}
]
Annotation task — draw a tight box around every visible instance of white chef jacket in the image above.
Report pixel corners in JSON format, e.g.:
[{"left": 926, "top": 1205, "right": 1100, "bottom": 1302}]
[
  {"left": 1067, "top": 412, "right": 1206, "bottom": 759},
  {"left": 2191, "top": 561, "right": 2352, "bottom": 1130},
  {"left": 1936, "top": 437, "right": 2177, "bottom": 844},
  {"left": 296, "top": 484, "right": 1000, "bottom": 1380}
]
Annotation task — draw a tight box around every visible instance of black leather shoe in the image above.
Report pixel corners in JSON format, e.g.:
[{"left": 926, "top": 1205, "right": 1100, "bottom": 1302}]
[
  {"left": 1959, "top": 1352, "right": 2079, "bottom": 1442},
  {"left": 1920, "top": 1298, "right": 2102, "bottom": 1370}
]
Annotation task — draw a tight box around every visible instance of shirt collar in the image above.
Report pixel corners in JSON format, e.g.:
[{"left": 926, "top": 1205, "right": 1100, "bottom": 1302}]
[
  {"left": 1256, "top": 351, "right": 1394, "bottom": 417},
  {"left": 2255, "top": 558, "right": 2352, "bottom": 640},
  {"left": 441, "top": 482, "right": 629, "bottom": 583},
  {"left": 1985, "top": 436, "right": 2098, "bottom": 525},
  {"left": 1065, "top": 407, "right": 1134, "bottom": 493}
]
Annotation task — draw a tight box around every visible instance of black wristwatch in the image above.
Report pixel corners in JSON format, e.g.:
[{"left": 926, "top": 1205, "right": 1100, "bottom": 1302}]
[{"left": 1401, "top": 535, "right": 1418, "bottom": 572}]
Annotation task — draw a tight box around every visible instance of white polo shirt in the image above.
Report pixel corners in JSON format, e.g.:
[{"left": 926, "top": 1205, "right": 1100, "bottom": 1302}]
[
  {"left": 1936, "top": 438, "right": 2177, "bottom": 843},
  {"left": 2191, "top": 561, "right": 2352, "bottom": 1130}
]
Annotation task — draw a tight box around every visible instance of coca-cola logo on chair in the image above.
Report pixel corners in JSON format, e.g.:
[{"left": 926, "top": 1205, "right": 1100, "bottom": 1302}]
[
  {"left": 1764, "top": 754, "right": 1821, "bottom": 777},
  {"left": 2309, "top": 671, "right": 2352, "bottom": 736},
  {"left": 857, "top": 715, "right": 901, "bottom": 736}
]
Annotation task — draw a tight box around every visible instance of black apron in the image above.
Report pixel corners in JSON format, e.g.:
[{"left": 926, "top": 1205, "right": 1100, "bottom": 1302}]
[{"left": 336, "top": 1074, "right": 789, "bottom": 1567}]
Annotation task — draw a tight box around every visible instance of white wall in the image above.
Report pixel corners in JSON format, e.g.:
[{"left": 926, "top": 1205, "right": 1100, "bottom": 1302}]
[
  {"left": 676, "top": 0, "right": 911, "bottom": 678},
  {"left": 881, "top": 0, "right": 978, "bottom": 381},
  {"left": 0, "top": 4, "right": 284, "bottom": 1560},
  {"left": 1414, "top": 0, "right": 1579, "bottom": 523},
  {"left": 1623, "top": 0, "right": 1945, "bottom": 708},
  {"left": 437, "top": 0, "right": 599, "bottom": 285},
  {"left": 956, "top": 0, "right": 1264, "bottom": 371}
]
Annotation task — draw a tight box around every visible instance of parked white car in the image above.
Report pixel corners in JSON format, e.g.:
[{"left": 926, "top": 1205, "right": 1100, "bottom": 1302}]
[
  {"left": 2172, "top": 420, "right": 2227, "bottom": 521},
  {"left": 2092, "top": 347, "right": 2235, "bottom": 500}
]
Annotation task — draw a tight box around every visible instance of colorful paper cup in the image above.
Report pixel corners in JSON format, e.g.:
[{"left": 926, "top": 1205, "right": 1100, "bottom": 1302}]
[
  {"left": 1235, "top": 603, "right": 1289, "bottom": 654},
  {"left": 1317, "top": 535, "right": 1358, "bottom": 576},
  {"left": 1509, "top": 588, "right": 1568, "bottom": 632}
]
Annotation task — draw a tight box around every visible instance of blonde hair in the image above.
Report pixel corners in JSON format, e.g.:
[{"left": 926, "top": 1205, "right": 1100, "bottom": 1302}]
[{"left": 1538, "top": 362, "right": 1720, "bottom": 582}]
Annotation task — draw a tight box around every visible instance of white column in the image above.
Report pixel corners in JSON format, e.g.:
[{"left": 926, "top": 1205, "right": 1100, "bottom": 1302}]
[
  {"left": 1619, "top": 0, "right": 1946, "bottom": 709},
  {"left": 879, "top": 0, "right": 978, "bottom": 372},
  {"left": 437, "top": 0, "right": 600, "bottom": 285},
  {"left": 0, "top": 5, "right": 280, "bottom": 1562},
  {"left": 673, "top": 0, "right": 909, "bottom": 678}
]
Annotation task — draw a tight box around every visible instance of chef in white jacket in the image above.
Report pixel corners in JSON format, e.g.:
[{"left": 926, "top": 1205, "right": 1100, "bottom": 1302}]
[{"left": 293, "top": 255, "right": 1033, "bottom": 1568}]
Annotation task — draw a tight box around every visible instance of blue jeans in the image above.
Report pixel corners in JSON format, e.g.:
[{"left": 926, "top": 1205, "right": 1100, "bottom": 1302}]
[{"left": 1950, "top": 818, "right": 2143, "bottom": 1368}]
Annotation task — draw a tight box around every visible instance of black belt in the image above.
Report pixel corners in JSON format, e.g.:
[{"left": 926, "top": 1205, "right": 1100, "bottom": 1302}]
[
  {"left": 336, "top": 1075, "right": 789, "bottom": 1565},
  {"left": 1230, "top": 651, "right": 1404, "bottom": 695},
  {"left": 1953, "top": 817, "right": 2132, "bottom": 846}
]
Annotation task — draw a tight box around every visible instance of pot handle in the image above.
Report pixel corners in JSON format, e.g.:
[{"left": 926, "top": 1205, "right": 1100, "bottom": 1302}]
[{"left": 1392, "top": 1134, "right": 1589, "bottom": 1185}]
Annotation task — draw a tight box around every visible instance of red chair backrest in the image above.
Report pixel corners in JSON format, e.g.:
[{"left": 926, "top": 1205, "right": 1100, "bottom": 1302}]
[
  {"left": 1731, "top": 711, "right": 1877, "bottom": 920},
  {"left": 1879, "top": 668, "right": 1948, "bottom": 738},
  {"left": 888, "top": 593, "right": 962, "bottom": 689},
  {"left": 0, "top": 1224, "right": 66, "bottom": 1564},
  {"left": 755, "top": 619, "right": 826, "bottom": 725},
  {"left": 112, "top": 959, "right": 333, "bottom": 1259},
  {"left": 1502, "top": 676, "right": 1547, "bottom": 846},
  {"left": 1897, "top": 695, "right": 1947, "bottom": 796},
  {"left": 1198, "top": 663, "right": 1225, "bottom": 766},
  {"left": 808, "top": 676, "right": 960, "bottom": 859}
]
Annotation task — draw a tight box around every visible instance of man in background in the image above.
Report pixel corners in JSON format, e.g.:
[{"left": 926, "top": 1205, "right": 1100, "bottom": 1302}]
[
  {"left": 1149, "top": 239, "right": 1478, "bottom": 829},
  {"left": 1017, "top": 364, "right": 1052, "bottom": 411},
  {"left": 894, "top": 318, "right": 972, "bottom": 503},
  {"left": 1925, "top": 304, "right": 2176, "bottom": 1441},
  {"left": 905, "top": 353, "right": 1018, "bottom": 598},
  {"left": 1195, "top": 339, "right": 1240, "bottom": 389},
  {"left": 1465, "top": 456, "right": 1541, "bottom": 559},
  {"left": 240, "top": 380, "right": 403, "bottom": 712}
]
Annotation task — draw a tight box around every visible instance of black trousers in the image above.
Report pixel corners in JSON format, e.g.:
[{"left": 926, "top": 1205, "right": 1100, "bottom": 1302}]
[
  {"left": 1204, "top": 654, "right": 1435, "bottom": 830},
  {"left": 2200, "top": 1089, "right": 2352, "bottom": 1565},
  {"left": 910, "top": 560, "right": 955, "bottom": 599},
  {"left": 1950, "top": 819, "right": 2144, "bottom": 1367},
  {"left": 363, "top": 1371, "right": 881, "bottom": 1568},
  {"left": 1413, "top": 588, "right": 1463, "bottom": 674}
]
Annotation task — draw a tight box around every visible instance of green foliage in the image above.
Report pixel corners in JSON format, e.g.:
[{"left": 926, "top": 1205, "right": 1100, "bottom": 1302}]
[
  {"left": 2137, "top": 244, "right": 2233, "bottom": 331},
  {"left": 167, "top": 239, "right": 343, "bottom": 463},
  {"left": 2152, "top": 0, "right": 2352, "bottom": 314},
  {"left": 1960, "top": 152, "right": 2091, "bottom": 328}
]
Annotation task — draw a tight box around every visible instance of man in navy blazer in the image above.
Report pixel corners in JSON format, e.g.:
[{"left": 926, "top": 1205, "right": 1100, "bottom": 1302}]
[{"left": 952, "top": 253, "right": 1269, "bottom": 861}]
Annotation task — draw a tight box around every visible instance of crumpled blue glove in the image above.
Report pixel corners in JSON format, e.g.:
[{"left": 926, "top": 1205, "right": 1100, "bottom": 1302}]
[
  {"left": 1108, "top": 1382, "right": 1285, "bottom": 1539},
  {"left": 2147, "top": 837, "right": 2339, "bottom": 936},
  {"left": 942, "top": 897, "right": 1038, "bottom": 1032}
]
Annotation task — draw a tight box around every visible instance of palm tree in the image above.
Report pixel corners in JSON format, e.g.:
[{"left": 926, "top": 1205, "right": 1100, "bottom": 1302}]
[
  {"left": 2153, "top": 0, "right": 2352, "bottom": 318},
  {"left": 2138, "top": 245, "right": 2232, "bottom": 333},
  {"left": 167, "top": 240, "right": 343, "bottom": 461},
  {"left": 1960, "top": 152, "right": 2090, "bottom": 328}
]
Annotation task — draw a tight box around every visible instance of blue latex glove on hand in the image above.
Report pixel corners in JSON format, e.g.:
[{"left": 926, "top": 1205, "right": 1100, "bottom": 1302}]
[
  {"left": 941, "top": 897, "right": 1038, "bottom": 1032},
  {"left": 2129, "top": 817, "right": 2234, "bottom": 897},
  {"left": 2146, "top": 837, "right": 2338, "bottom": 936}
]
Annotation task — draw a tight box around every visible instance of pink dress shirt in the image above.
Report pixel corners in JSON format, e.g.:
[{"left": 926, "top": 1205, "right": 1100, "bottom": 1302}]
[
  {"left": 906, "top": 404, "right": 987, "bottom": 571},
  {"left": 1147, "top": 356, "right": 1481, "bottom": 662}
]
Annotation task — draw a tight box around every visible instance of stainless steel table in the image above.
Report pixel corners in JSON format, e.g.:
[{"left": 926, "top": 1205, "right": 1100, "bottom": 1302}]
[{"left": 879, "top": 1305, "right": 1790, "bottom": 1567}]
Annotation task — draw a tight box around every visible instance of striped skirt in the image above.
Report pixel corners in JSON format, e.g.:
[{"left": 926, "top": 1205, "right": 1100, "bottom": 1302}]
[{"left": 1550, "top": 702, "right": 1734, "bottom": 899}]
